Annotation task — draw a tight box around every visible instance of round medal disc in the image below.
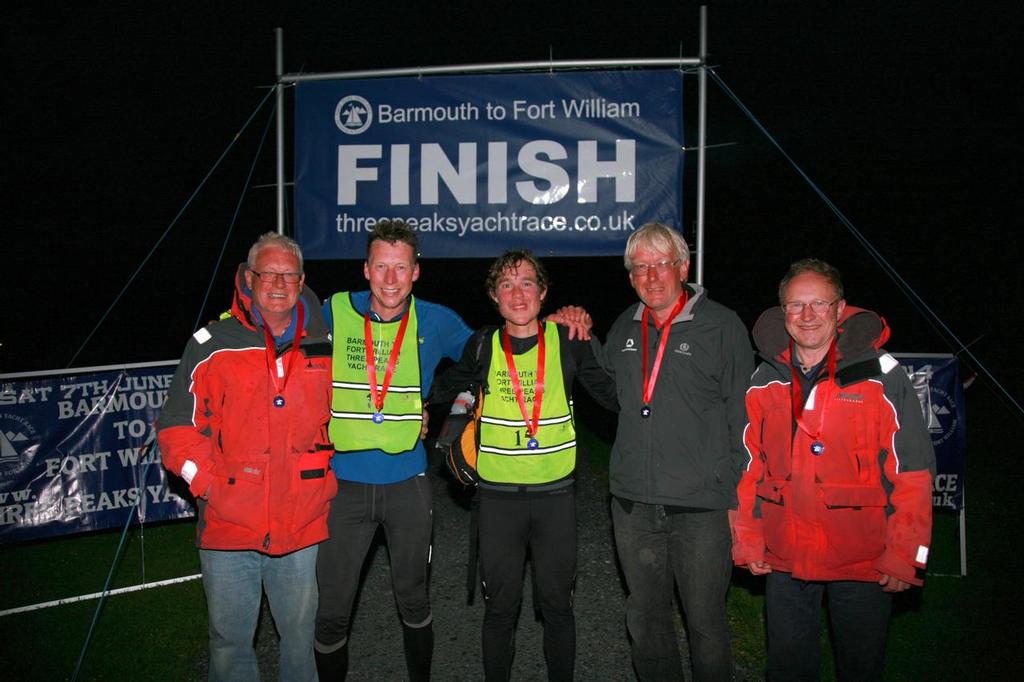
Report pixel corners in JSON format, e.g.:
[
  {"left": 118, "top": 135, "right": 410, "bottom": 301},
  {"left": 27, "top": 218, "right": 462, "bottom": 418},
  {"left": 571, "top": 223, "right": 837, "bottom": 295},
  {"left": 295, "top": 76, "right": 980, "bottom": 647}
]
[
  {"left": 810, "top": 441, "right": 825, "bottom": 456},
  {"left": 273, "top": 395, "right": 285, "bottom": 408},
  {"left": 527, "top": 437, "right": 540, "bottom": 450},
  {"left": 372, "top": 412, "right": 385, "bottom": 424},
  {"left": 640, "top": 405, "right": 652, "bottom": 419}
]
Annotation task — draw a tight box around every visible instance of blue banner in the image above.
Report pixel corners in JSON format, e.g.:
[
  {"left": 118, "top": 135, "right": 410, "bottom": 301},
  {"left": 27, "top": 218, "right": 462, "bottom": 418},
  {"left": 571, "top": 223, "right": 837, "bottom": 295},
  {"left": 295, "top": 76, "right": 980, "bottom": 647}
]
[
  {"left": 896, "top": 354, "right": 966, "bottom": 510},
  {"left": 0, "top": 362, "right": 194, "bottom": 543},
  {"left": 295, "top": 70, "right": 683, "bottom": 259}
]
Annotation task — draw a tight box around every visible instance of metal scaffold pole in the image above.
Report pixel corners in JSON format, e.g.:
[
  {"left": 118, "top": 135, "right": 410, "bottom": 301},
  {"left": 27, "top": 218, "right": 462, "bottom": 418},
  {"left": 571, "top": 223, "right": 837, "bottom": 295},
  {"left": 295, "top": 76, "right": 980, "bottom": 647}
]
[
  {"left": 694, "top": 4, "right": 708, "bottom": 284},
  {"left": 275, "top": 28, "right": 285, "bottom": 235}
]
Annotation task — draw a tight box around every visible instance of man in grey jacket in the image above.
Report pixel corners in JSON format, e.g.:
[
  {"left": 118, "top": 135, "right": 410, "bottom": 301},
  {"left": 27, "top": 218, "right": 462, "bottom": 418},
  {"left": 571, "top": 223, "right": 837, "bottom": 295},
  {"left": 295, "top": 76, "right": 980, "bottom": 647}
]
[{"left": 601, "top": 222, "right": 753, "bottom": 682}]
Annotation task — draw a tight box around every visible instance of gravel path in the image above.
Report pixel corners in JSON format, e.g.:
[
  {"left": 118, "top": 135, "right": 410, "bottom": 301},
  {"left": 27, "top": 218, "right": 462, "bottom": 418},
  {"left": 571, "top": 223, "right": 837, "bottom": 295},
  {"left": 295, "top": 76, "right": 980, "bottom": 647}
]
[{"left": 250, "top": 444, "right": 759, "bottom": 681}]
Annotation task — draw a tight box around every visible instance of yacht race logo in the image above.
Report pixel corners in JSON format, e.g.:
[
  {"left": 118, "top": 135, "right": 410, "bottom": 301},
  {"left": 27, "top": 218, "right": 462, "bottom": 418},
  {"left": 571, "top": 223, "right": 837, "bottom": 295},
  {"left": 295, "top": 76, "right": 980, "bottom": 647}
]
[
  {"left": 335, "top": 95, "right": 373, "bottom": 135},
  {"left": 904, "top": 364, "right": 959, "bottom": 447},
  {"left": 925, "top": 385, "right": 959, "bottom": 446},
  {"left": 0, "top": 413, "right": 37, "bottom": 482}
]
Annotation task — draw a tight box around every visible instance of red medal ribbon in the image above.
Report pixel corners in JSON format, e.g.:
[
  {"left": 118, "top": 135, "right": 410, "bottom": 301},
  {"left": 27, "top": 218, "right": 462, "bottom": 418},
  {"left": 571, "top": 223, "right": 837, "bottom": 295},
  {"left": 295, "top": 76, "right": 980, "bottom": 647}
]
[
  {"left": 262, "top": 303, "right": 305, "bottom": 400},
  {"left": 641, "top": 292, "right": 688, "bottom": 406},
  {"left": 501, "top": 322, "right": 545, "bottom": 440},
  {"left": 788, "top": 337, "right": 838, "bottom": 441},
  {"left": 363, "top": 307, "right": 411, "bottom": 413}
]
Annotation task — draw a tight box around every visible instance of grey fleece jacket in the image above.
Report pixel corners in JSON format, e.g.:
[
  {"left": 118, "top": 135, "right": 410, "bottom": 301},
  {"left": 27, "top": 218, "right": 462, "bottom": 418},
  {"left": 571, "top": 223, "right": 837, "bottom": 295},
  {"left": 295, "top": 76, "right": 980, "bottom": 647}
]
[{"left": 600, "top": 284, "right": 754, "bottom": 509}]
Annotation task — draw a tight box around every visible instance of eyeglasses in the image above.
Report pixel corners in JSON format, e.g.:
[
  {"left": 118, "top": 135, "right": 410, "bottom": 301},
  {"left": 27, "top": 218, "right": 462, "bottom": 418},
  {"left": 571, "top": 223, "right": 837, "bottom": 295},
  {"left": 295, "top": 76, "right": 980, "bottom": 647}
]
[
  {"left": 782, "top": 299, "right": 839, "bottom": 316},
  {"left": 630, "top": 259, "right": 680, "bottom": 276},
  {"left": 250, "top": 270, "right": 302, "bottom": 284}
]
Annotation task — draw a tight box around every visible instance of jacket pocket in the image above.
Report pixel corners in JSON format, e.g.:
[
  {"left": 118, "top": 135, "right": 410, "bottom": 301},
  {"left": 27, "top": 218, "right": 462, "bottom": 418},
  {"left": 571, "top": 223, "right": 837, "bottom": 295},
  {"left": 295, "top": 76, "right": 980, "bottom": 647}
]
[
  {"left": 756, "top": 479, "right": 791, "bottom": 560},
  {"left": 820, "top": 484, "right": 888, "bottom": 509},
  {"left": 290, "top": 449, "right": 338, "bottom": 530},
  {"left": 818, "top": 484, "right": 888, "bottom": 567},
  {"left": 207, "top": 459, "right": 267, "bottom": 537},
  {"left": 755, "top": 479, "right": 787, "bottom": 504}
]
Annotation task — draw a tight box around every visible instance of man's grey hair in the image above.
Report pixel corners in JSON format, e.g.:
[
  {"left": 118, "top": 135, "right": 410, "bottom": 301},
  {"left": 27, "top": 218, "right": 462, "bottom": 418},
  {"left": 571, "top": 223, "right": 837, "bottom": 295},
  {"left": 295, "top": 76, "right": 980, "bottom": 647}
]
[
  {"left": 623, "top": 223, "right": 690, "bottom": 271},
  {"left": 247, "top": 232, "right": 304, "bottom": 272}
]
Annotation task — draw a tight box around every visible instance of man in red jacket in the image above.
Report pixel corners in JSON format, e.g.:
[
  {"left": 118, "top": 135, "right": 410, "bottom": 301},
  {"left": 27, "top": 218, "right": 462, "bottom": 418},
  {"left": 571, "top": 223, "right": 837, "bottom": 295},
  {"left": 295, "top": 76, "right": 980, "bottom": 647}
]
[
  {"left": 158, "top": 232, "right": 337, "bottom": 681},
  {"left": 733, "top": 258, "right": 935, "bottom": 681}
]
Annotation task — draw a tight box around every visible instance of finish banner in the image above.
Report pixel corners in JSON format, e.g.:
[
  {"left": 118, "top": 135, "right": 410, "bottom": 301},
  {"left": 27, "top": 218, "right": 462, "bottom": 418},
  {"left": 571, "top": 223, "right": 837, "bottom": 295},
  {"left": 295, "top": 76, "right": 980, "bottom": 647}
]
[
  {"left": 0, "top": 362, "right": 194, "bottom": 544},
  {"left": 896, "top": 354, "right": 966, "bottom": 510},
  {"left": 295, "top": 69, "right": 684, "bottom": 259}
]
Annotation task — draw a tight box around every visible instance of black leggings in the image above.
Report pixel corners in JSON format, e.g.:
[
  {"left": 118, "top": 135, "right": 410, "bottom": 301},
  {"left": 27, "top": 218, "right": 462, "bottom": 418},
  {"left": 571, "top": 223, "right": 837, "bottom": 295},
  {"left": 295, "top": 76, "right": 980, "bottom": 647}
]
[
  {"left": 478, "top": 487, "right": 576, "bottom": 682},
  {"left": 315, "top": 476, "right": 433, "bottom": 647}
]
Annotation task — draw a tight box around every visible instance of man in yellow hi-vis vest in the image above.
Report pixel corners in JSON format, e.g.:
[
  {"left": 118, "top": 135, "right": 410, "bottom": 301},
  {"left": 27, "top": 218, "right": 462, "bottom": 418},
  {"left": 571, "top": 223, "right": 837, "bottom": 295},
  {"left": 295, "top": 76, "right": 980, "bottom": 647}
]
[
  {"left": 432, "top": 250, "right": 617, "bottom": 681},
  {"left": 314, "top": 221, "right": 473, "bottom": 681}
]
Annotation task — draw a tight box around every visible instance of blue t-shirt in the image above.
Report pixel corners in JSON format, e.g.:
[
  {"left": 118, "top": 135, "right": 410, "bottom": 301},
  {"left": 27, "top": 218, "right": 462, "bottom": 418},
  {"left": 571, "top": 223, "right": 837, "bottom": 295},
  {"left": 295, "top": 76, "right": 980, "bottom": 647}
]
[{"left": 323, "top": 291, "right": 473, "bottom": 484}]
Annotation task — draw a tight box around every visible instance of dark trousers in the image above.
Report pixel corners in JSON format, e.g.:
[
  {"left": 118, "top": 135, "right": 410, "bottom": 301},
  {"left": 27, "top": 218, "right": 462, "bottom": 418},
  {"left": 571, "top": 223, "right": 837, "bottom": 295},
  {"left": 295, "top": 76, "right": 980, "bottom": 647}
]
[
  {"left": 478, "top": 487, "right": 577, "bottom": 682},
  {"left": 315, "top": 476, "right": 434, "bottom": 647},
  {"left": 611, "top": 498, "right": 733, "bottom": 682},
  {"left": 766, "top": 571, "right": 892, "bottom": 682}
]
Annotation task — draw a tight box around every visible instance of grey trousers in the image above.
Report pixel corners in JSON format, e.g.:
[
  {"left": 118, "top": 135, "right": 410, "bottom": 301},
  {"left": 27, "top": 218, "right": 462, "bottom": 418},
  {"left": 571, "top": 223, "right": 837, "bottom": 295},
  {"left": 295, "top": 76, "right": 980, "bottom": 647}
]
[{"left": 611, "top": 497, "right": 733, "bottom": 682}]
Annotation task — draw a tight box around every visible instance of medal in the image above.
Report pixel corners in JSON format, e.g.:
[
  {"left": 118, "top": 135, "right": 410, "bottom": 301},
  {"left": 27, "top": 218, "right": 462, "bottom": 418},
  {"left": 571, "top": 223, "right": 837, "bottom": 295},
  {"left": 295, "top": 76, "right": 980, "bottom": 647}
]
[
  {"left": 640, "top": 292, "right": 687, "bottom": 419},
  {"left": 364, "top": 307, "right": 412, "bottom": 426},
  {"left": 502, "top": 325, "right": 546, "bottom": 451},
  {"left": 789, "top": 339, "right": 838, "bottom": 459},
  {"left": 262, "top": 304, "right": 304, "bottom": 412}
]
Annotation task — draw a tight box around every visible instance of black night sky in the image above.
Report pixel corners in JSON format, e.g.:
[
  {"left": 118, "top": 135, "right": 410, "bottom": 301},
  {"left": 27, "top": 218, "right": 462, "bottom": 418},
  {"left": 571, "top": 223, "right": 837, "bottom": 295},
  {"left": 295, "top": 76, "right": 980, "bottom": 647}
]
[{"left": 4, "top": 2, "right": 1022, "bottom": 411}]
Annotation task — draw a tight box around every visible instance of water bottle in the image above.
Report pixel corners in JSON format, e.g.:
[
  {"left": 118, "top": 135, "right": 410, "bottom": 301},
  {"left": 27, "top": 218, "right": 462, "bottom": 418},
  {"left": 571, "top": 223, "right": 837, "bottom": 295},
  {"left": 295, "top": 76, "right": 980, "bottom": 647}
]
[{"left": 450, "top": 390, "right": 475, "bottom": 414}]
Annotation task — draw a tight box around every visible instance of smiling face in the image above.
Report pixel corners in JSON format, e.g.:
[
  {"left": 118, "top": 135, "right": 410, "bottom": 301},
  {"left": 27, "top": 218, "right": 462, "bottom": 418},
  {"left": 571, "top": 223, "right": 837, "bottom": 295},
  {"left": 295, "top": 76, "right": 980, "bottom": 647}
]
[
  {"left": 364, "top": 239, "right": 419, "bottom": 319},
  {"left": 782, "top": 271, "right": 846, "bottom": 365},
  {"left": 628, "top": 245, "right": 689, "bottom": 322},
  {"left": 244, "top": 245, "right": 304, "bottom": 334},
  {"left": 490, "top": 260, "right": 547, "bottom": 338}
]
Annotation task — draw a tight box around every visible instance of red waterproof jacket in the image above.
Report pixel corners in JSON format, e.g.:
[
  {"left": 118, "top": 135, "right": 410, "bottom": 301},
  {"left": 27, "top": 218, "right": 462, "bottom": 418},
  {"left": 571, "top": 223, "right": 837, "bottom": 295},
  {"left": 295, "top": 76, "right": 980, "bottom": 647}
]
[
  {"left": 732, "top": 306, "right": 935, "bottom": 585},
  {"left": 157, "top": 265, "right": 337, "bottom": 555}
]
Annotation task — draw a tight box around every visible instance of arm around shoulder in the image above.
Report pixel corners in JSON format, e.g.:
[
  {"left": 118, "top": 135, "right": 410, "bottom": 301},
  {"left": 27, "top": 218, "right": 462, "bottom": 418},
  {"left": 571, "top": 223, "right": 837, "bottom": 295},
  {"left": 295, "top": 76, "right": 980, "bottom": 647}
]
[
  {"left": 569, "top": 333, "right": 618, "bottom": 412},
  {"left": 429, "top": 327, "right": 490, "bottom": 405}
]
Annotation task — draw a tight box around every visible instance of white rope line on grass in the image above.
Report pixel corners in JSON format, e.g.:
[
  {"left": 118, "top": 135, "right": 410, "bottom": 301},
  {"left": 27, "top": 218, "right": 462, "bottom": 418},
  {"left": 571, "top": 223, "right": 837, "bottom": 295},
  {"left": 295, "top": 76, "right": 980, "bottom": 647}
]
[{"left": 0, "top": 573, "right": 202, "bottom": 618}]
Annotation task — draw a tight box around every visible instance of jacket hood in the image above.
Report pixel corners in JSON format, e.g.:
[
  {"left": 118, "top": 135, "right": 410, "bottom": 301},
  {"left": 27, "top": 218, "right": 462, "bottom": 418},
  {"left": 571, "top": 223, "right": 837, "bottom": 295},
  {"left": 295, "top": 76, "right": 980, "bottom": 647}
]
[
  {"left": 229, "top": 263, "right": 327, "bottom": 337},
  {"left": 752, "top": 304, "right": 890, "bottom": 364}
]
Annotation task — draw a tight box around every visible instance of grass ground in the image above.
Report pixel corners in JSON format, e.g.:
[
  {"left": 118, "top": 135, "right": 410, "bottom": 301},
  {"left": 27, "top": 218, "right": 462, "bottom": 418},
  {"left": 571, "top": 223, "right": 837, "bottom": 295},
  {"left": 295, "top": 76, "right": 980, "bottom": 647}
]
[
  {"left": 4, "top": 386, "right": 1020, "bottom": 680},
  {"left": 4, "top": 522, "right": 207, "bottom": 681}
]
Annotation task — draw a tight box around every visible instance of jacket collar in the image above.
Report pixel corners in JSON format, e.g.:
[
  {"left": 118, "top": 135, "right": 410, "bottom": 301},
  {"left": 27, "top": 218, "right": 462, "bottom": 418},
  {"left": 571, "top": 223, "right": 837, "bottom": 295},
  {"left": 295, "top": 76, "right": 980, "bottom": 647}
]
[
  {"left": 752, "top": 303, "right": 890, "bottom": 367},
  {"left": 630, "top": 283, "right": 706, "bottom": 325},
  {"left": 229, "top": 263, "right": 327, "bottom": 341}
]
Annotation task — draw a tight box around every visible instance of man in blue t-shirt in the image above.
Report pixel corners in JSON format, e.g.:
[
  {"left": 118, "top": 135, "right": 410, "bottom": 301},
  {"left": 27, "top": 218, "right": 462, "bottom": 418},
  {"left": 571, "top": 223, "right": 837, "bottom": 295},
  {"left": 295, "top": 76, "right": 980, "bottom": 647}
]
[{"left": 315, "top": 220, "right": 472, "bottom": 681}]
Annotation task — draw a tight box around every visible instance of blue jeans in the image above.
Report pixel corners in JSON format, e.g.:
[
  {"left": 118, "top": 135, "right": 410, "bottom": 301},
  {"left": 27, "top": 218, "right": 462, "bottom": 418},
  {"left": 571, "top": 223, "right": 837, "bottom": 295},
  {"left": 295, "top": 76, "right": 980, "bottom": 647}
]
[
  {"left": 611, "top": 498, "right": 733, "bottom": 682},
  {"left": 200, "top": 545, "right": 318, "bottom": 682},
  {"left": 766, "top": 572, "right": 892, "bottom": 682}
]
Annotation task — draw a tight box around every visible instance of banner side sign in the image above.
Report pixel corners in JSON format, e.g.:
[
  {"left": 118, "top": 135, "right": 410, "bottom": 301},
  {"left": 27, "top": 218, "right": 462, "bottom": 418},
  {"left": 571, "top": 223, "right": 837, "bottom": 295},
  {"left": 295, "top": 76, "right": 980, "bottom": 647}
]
[
  {"left": 896, "top": 354, "right": 966, "bottom": 510},
  {"left": 0, "top": 362, "right": 194, "bottom": 543}
]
